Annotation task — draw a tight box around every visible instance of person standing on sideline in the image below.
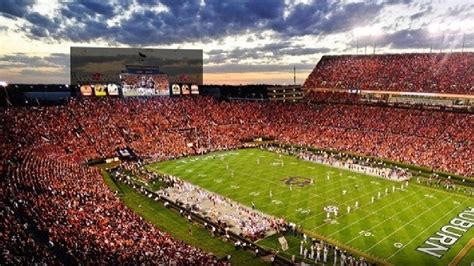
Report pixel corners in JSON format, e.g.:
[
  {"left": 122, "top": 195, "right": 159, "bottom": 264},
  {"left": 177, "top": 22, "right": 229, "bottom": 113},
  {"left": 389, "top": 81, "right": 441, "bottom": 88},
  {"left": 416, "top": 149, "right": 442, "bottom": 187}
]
[
  {"left": 316, "top": 244, "right": 322, "bottom": 262},
  {"left": 323, "top": 246, "right": 328, "bottom": 263}
]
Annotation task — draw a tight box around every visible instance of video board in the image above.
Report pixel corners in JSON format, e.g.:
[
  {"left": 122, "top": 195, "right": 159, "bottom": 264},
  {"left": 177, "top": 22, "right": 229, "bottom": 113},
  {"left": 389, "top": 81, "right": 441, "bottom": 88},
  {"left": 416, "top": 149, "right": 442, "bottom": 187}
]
[
  {"left": 107, "top": 84, "right": 119, "bottom": 95},
  {"left": 94, "top": 84, "right": 107, "bottom": 96},
  {"left": 170, "top": 83, "right": 200, "bottom": 96},
  {"left": 80, "top": 83, "right": 120, "bottom": 96},
  {"left": 80, "top": 85, "right": 93, "bottom": 96},
  {"left": 71, "top": 47, "right": 203, "bottom": 87},
  {"left": 121, "top": 73, "right": 169, "bottom": 96}
]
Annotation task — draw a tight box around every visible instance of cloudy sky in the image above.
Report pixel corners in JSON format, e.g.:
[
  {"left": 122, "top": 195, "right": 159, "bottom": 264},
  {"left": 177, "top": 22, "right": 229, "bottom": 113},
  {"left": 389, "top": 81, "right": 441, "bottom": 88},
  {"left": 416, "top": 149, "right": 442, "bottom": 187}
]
[{"left": 0, "top": 0, "right": 473, "bottom": 85}]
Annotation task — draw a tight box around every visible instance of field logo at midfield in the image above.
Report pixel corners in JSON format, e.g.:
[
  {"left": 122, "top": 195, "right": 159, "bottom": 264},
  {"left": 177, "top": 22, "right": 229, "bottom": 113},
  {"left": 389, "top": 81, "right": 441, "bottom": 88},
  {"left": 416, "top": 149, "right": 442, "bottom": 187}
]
[
  {"left": 416, "top": 207, "right": 474, "bottom": 259},
  {"left": 282, "top": 176, "right": 312, "bottom": 187}
]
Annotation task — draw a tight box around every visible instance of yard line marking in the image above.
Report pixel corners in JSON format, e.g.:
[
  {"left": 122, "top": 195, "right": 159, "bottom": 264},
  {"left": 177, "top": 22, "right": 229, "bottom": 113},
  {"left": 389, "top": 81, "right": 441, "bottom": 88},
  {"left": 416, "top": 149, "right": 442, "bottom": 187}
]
[
  {"left": 192, "top": 159, "right": 358, "bottom": 204},
  {"left": 168, "top": 149, "right": 382, "bottom": 199},
  {"left": 312, "top": 188, "right": 419, "bottom": 231},
  {"left": 362, "top": 195, "right": 454, "bottom": 250},
  {"left": 287, "top": 183, "right": 393, "bottom": 222},
  {"left": 219, "top": 169, "right": 392, "bottom": 217},
  {"left": 385, "top": 197, "right": 470, "bottom": 261},
  {"left": 254, "top": 178, "right": 360, "bottom": 211},
  {"left": 179, "top": 154, "right": 402, "bottom": 212},
  {"left": 412, "top": 182, "right": 473, "bottom": 200},
  {"left": 323, "top": 189, "right": 420, "bottom": 236},
  {"left": 152, "top": 150, "right": 413, "bottom": 230},
  {"left": 373, "top": 212, "right": 425, "bottom": 230}
]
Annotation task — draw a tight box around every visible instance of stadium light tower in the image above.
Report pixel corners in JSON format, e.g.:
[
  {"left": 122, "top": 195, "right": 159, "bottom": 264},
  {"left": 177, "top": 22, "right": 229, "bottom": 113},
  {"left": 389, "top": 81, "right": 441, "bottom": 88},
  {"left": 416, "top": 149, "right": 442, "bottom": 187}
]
[
  {"left": 428, "top": 24, "right": 441, "bottom": 53},
  {"left": 353, "top": 26, "right": 382, "bottom": 55},
  {"left": 371, "top": 28, "right": 382, "bottom": 55},
  {"left": 447, "top": 20, "right": 472, "bottom": 53}
]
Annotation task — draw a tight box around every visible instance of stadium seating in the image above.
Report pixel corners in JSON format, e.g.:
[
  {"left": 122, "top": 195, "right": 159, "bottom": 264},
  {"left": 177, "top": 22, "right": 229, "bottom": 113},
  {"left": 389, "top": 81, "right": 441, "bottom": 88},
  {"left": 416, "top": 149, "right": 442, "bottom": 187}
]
[
  {"left": 304, "top": 53, "right": 474, "bottom": 94},
  {"left": 1, "top": 147, "right": 218, "bottom": 264},
  {"left": 2, "top": 97, "right": 472, "bottom": 176},
  {"left": 1, "top": 96, "right": 472, "bottom": 263}
]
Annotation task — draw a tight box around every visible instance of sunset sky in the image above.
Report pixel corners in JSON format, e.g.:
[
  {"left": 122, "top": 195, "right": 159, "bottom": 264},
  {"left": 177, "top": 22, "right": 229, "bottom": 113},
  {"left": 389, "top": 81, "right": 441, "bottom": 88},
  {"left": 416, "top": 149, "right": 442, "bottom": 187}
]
[{"left": 0, "top": 0, "right": 473, "bottom": 85}]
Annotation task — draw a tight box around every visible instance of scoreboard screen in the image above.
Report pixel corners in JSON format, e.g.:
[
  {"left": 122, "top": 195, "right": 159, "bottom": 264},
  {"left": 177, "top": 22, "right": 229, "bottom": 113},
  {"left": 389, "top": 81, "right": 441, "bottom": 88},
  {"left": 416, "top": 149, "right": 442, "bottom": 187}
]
[
  {"left": 71, "top": 47, "right": 203, "bottom": 87},
  {"left": 121, "top": 73, "right": 169, "bottom": 96}
]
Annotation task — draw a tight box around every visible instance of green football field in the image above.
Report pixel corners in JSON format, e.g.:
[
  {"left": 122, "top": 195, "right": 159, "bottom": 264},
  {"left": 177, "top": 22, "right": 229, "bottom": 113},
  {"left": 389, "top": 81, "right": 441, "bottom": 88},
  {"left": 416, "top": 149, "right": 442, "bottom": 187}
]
[{"left": 147, "top": 148, "right": 473, "bottom": 265}]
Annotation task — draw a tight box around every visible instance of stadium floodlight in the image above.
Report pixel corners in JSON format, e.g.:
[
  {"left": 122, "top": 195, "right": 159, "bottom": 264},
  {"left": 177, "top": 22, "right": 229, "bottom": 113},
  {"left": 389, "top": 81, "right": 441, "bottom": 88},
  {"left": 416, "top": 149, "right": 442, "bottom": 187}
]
[
  {"left": 428, "top": 23, "right": 445, "bottom": 53},
  {"left": 353, "top": 26, "right": 382, "bottom": 37},
  {"left": 428, "top": 23, "right": 441, "bottom": 34},
  {"left": 353, "top": 26, "right": 382, "bottom": 54},
  {"left": 0, "top": 81, "right": 8, "bottom": 87}
]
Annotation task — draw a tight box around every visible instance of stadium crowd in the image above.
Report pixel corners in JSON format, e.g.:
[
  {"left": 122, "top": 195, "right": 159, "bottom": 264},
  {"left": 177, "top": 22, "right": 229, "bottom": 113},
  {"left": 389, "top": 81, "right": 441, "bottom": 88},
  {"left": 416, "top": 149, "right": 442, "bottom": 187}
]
[
  {"left": 1, "top": 148, "right": 219, "bottom": 264},
  {"left": 1, "top": 94, "right": 472, "bottom": 263},
  {"left": 304, "top": 53, "right": 474, "bottom": 94},
  {"left": 3, "top": 96, "right": 472, "bottom": 176}
]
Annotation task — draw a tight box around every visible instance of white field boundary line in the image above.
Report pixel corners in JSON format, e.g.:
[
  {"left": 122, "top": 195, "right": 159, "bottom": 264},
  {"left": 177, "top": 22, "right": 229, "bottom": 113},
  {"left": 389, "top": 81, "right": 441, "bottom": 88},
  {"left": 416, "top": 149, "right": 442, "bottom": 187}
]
[
  {"left": 323, "top": 189, "right": 420, "bottom": 236},
  {"left": 411, "top": 182, "right": 473, "bottom": 200},
  {"left": 299, "top": 156, "right": 408, "bottom": 181},
  {"left": 384, "top": 198, "right": 471, "bottom": 261},
  {"left": 363, "top": 195, "right": 454, "bottom": 251}
]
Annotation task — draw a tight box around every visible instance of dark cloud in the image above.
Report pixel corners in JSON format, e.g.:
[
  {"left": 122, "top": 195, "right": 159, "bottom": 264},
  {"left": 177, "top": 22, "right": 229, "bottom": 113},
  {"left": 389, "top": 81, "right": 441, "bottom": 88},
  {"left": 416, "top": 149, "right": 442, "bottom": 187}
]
[
  {"left": 0, "top": 0, "right": 335, "bottom": 46},
  {"left": 410, "top": 6, "right": 433, "bottom": 20},
  {"left": 0, "top": 0, "right": 32, "bottom": 18},
  {"left": 351, "top": 28, "right": 474, "bottom": 50},
  {"left": 0, "top": 0, "right": 419, "bottom": 48},
  {"left": 382, "top": 28, "right": 431, "bottom": 49},
  {"left": 444, "top": 4, "right": 474, "bottom": 18},
  {"left": 0, "top": 53, "right": 68, "bottom": 69},
  {"left": 270, "top": 0, "right": 408, "bottom": 38},
  {"left": 206, "top": 42, "right": 329, "bottom": 64},
  {"left": 1, "top": 0, "right": 471, "bottom": 64},
  {"left": 80, "top": 1, "right": 116, "bottom": 16}
]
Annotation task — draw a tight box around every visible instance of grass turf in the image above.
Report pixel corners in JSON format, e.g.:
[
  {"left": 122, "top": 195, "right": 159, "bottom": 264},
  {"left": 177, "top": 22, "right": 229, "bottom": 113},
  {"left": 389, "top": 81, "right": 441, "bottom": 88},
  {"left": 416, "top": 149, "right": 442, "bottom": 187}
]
[
  {"left": 101, "top": 170, "right": 268, "bottom": 266},
  {"left": 147, "top": 148, "right": 473, "bottom": 266}
]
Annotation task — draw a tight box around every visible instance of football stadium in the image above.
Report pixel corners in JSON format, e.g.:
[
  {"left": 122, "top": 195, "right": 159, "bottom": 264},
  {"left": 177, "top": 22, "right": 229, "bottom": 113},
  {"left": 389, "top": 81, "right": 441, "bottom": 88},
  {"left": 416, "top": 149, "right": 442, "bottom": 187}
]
[{"left": 1, "top": 1, "right": 473, "bottom": 266}]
